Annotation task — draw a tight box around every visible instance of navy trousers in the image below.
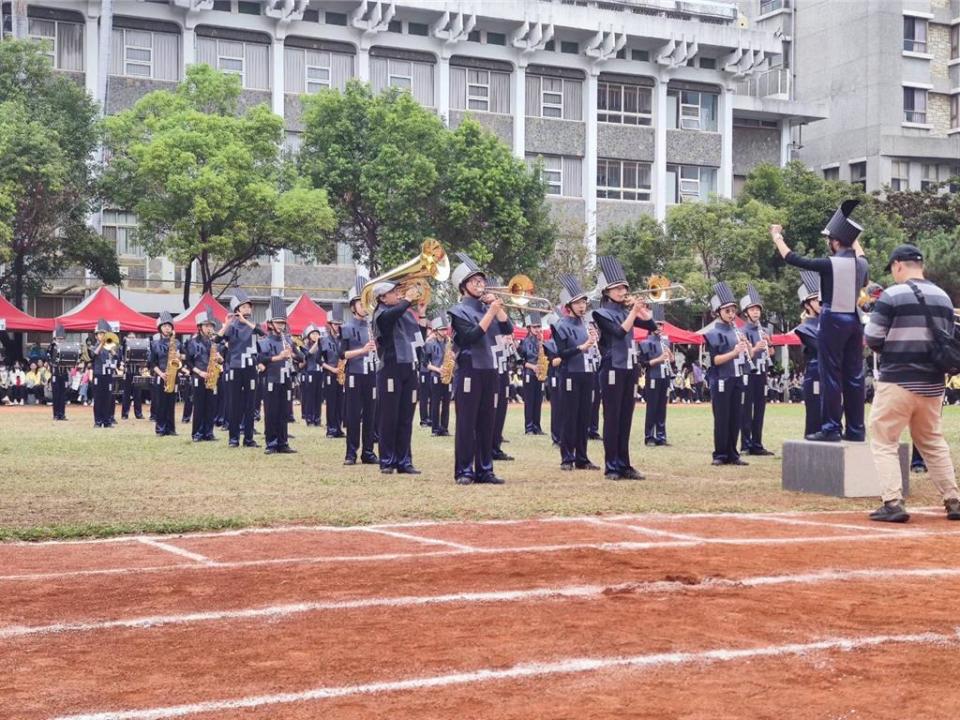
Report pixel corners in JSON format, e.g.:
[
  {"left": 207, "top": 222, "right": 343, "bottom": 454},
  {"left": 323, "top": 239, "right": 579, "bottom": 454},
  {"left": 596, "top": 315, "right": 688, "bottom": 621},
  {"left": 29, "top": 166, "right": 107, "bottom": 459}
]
[
  {"left": 429, "top": 373, "right": 450, "bottom": 434},
  {"left": 419, "top": 370, "right": 431, "bottom": 425},
  {"left": 121, "top": 374, "right": 142, "bottom": 418},
  {"left": 643, "top": 375, "right": 669, "bottom": 444},
  {"left": 522, "top": 369, "right": 543, "bottom": 433},
  {"left": 153, "top": 377, "right": 176, "bottom": 436},
  {"left": 549, "top": 370, "right": 562, "bottom": 444},
  {"left": 453, "top": 367, "right": 498, "bottom": 480},
  {"left": 803, "top": 363, "right": 821, "bottom": 437},
  {"left": 589, "top": 371, "right": 601, "bottom": 436},
  {"left": 601, "top": 366, "right": 639, "bottom": 475},
  {"left": 263, "top": 380, "right": 290, "bottom": 450},
  {"left": 493, "top": 372, "right": 509, "bottom": 452},
  {"left": 560, "top": 372, "right": 593, "bottom": 466},
  {"left": 740, "top": 373, "right": 768, "bottom": 452},
  {"left": 710, "top": 375, "right": 745, "bottom": 463},
  {"left": 344, "top": 372, "right": 377, "bottom": 462},
  {"left": 377, "top": 363, "right": 416, "bottom": 470},
  {"left": 191, "top": 377, "right": 216, "bottom": 441},
  {"left": 324, "top": 372, "right": 342, "bottom": 434},
  {"left": 818, "top": 308, "right": 865, "bottom": 440},
  {"left": 302, "top": 370, "right": 322, "bottom": 425},
  {"left": 51, "top": 371, "right": 67, "bottom": 419},
  {"left": 92, "top": 374, "right": 115, "bottom": 427},
  {"left": 228, "top": 366, "right": 257, "bottom": 444}
]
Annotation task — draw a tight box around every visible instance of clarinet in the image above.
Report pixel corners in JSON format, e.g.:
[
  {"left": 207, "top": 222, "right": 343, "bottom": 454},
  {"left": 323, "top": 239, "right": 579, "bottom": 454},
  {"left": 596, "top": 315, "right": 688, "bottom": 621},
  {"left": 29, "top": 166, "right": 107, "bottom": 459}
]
[{"left": 732, "top": 325, "right": 756, "bottom": 375}]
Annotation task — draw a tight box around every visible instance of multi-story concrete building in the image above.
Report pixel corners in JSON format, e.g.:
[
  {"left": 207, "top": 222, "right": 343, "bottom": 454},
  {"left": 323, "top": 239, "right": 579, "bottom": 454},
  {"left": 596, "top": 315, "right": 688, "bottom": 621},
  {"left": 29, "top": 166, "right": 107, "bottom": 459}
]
[
  {"left": 761, "top": 0, "right": 959, "bottom": 192},
  {"left": 2, "top": 0, "right": 824, "bottom": 316}
]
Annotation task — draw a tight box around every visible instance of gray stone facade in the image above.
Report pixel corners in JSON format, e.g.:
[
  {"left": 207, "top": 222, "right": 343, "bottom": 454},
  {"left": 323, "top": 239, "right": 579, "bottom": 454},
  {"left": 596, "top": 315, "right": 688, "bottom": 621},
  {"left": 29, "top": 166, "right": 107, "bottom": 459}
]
[
  {"left": 284, "top": 94, "right": 305, "bottom": 132},
  {"left": 106, "top": 77, "right": 178, "bottom": 115},
  {"left": 238, "top": 90, "right": 273, "bottom": 113},
  {"left": 665, "top": 130, "right": 722, "bottom": 167},
  {"left": 732, "top": 127, "right": 781, "bottom": 175},
  {"left": 545, "top": 197, "right": 587, "bottom": 234},
  {"left": 525, "top": 117, "right": 585, "bottom": 157},
  {"left": 236, "top": 263, "right": 357, "bottom": 297},
  {"left": 449, "top": 110, "right": 514, "bottom": 147},
  {"left": 597, "top": 124, "right": 655, "bottom": 162},
  {"left": 596, "top": 199, "right": 655, "bottom": 234}
]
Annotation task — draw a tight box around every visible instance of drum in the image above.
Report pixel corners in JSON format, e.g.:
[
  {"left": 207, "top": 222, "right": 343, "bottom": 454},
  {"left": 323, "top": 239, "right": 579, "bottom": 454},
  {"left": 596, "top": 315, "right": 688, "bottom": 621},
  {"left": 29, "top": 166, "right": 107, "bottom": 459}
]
[{"left": 51, "top": 342, "right": 81, "bottom": 368}]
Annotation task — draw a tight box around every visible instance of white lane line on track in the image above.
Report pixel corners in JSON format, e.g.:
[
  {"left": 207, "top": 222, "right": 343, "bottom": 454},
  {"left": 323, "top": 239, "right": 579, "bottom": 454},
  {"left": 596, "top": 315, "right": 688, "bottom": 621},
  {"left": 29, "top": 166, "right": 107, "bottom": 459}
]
[
  {"left": 4, "top": 530, "right": 957, "bottom": 583},
  {"left": 9, "top": 507, "right": 947, "bottom": 547},
  {"left": 355, "top": 527, "right": 476, "bottom": 551},
  {"left": 581, "top": 517, "right": 707, "bottom": 541},
  {"left": 51, "top": 629, "right": 960, "bottom": 720},
  {"left": 8, "top": 566, "right": 960, "bottom": 641},
  {"left": 734, "top": 515, "right": 906, "bottom": 533},
  {"left": 136, "top": 538, "right": 217, "bottom": 566}
]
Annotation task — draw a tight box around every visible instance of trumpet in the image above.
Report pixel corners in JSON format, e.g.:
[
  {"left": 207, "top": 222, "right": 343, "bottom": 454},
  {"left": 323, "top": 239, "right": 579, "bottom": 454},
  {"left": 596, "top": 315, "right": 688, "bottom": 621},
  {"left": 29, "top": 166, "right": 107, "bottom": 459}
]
[{"left": 484, "top": 274, "right": 553, "bottom": 313}]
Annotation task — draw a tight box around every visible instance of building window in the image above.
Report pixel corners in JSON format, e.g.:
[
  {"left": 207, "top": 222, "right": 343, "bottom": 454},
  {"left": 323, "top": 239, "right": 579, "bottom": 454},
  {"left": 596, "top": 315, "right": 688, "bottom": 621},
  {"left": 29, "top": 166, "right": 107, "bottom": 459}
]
[
  {"left": 890, "top": 160, "right": 909, "bottom": 191},
  {"left": 903, "top": 17, "right": 927, "bottom": 53},
  {"left": 26, "top": 18, "right": 83, "bottom": 71},
  {"left": 111, "top": 28, "right": 179, "bottom": 81},
  {"left": 823, "top": 167, "right": 839, "bottom": 182},
  {"left": 949, "top": 166, "right": 960, "bottom": 194},
  {"left": 371, "top": 56, "right": 434, "bottom": 106},
  {"left": 387, "top": 60, "right": 413, "bottom": 90},
  {"left": 526, "top": 74, "right": 582, "bottom": 120},
  {"left": 408, "top": 22, "right": 429, "bottom": 36},
  {"left": 903, "top": 87, "right": 927, "bottom": 123},
  {"left": 561, "top": 41, "right": 579, "bottom": 55},
  {"left": 450, "top": 66, "right": 510, "bottom": 114},
  {"left": 466, "top": 69, "right": 491, "bottom": 111},
  {"left": 850, "top": 161, "right": 866, "bottom": 190},
  {"left": 597, "top": 159, "right": 652, "bottom": 202},
  {"left": 526, "top": 154, "right": 563, "bottom": 195},
  {"left": 486, "top": 32, "right": 506, "bottom": 46},
  {"left": 951, "top": 94, "right": 959, "bottom": 130},
  {"left": 667, "top": 164, "right": 718, "bottom": 203},
  {"left": 284, "top": 47, "right": 354, "bottom": 94},
  {"left": 325, "top": 11, "right": 347, "bottom": 26},
  {"left": 667, "top": 89, "right": 718, "bottom": 131},
  {"left": 306, "top": 64, "right": 331, "bottom": 93},
  {"left": 303, "top": 9, "right": 320, "bottom": 22},
  {"left": 632, "top": 49, "right": 649, "bottom": 62},
  {"left": 921, "top": 164, "right": 940, "bottom": 191},
  {"left": 212, "top": 0, "right": 231, "bottom": 11},
  {"left": 103, "top": 210, "right": 144, "bottom": 258},
  {"left": 541, "top": 77, "right": 564, "bottom": 118},
  {"left": 699, "top": 57, "right": 717, "bottom": 69},
  {"left": 468, "top": 29, "right": 481, "bottom": 42},
  {"left": 197, "top": 37, "right": 270, "bottom": 90},
  {"left": 237, "top": 1, "right": 260, "bottom": 15},
  {"left": 952, "top": 25, "right": 959, "bottom": 60},
  {"left": 760, "top": 0, "right": 785, "bottom": 13},
  {"left": 598, "top": 82, "right": 653, "bottom": 126}
]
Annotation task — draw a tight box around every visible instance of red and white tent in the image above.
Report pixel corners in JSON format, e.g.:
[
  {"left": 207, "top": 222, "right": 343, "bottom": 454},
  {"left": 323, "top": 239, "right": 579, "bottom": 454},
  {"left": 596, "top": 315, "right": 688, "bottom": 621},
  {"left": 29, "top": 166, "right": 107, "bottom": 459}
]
[
  {"left": 0, "top": 296, "right": 54, "bottom": 332},
  {"left": 285, "top": 293, "right": 328, "bottom": 335},
  {"left": 173, "top": 292, "right": 230, "bottom": 334},
  {"left": 55, "top": 287, "right": 156, "bottom": 333}
]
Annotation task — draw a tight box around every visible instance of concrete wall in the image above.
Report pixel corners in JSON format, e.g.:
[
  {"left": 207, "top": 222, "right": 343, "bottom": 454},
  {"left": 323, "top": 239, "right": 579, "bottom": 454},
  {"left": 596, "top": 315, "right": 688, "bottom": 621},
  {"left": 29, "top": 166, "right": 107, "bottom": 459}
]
[
  {"left": 449, "top": 110, "right": 514, "bottom": 147},
  {"left": 106, "top": 77, "right": 178, "bottom": 115},
  {"left": 545, "top": 197, "right": 587, "bottom": 234},
  {"left": 665, "top": 129, "right": 722, "bottom": 166},
  {"left": 732, "top": 126, "right": 781, "bottom": 175},
  {"left": 596, "top": 199, "right": 655, "bottom": 234},
  {"left": 597, "top": 124, "right": 655, "bottom": 162},
  {"left": 238, "top": 90, "right": 273, "bottom": 113},
  {"left": 284, "top": 94, "right": 305, "bottom": 132},
  {"left": 525, "top": 117, "right": 585, "bottom": 157}
]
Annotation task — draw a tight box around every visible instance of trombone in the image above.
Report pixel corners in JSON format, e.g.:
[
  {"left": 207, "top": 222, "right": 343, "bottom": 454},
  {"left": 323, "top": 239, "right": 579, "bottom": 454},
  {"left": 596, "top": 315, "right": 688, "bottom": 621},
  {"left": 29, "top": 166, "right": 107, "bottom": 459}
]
[
  {"left": 484, "top": 274, "right": 553, "bottom": 313},
  {"left": 630, "top": 275, "right": 690, "bottom": 304}
]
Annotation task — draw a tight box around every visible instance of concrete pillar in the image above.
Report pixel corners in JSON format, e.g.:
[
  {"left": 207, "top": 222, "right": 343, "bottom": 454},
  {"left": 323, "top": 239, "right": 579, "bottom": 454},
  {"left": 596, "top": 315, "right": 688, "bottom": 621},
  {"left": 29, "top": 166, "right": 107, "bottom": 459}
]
[
  {"left": 271, "top": 251, "right": 286, "bottom": 297},
  {"left": 182, "top": 26, "right": 196, "bottom": 72},
  {"left": 779, "top": 120, "right": 792, "bottom": 166},
  {"left": 83, "top": 11, "right": 100, "bottom": 103},
  {"left": 271, "top": 37, "right": 285, "bottom": 117},
  {"left": 512, "top": 61, "right": 526, "bottom": 159},
  {"left": 437, "top": 54, "right": 450, "bottom": 125},
  {"left": 97, "top": 0, "right": 113, "bottom": 114},
  {"left": 357, "top": 45, "right": 371, "bottom": 82},
  {"left": 584, "top": 68, "right": 599, "bottom": 257},
  {"left": 653, "top": 77, "right": 668, "bottom": 222},
  {"left": 719, "top": 86, "right": 734, "bottom": 199}
]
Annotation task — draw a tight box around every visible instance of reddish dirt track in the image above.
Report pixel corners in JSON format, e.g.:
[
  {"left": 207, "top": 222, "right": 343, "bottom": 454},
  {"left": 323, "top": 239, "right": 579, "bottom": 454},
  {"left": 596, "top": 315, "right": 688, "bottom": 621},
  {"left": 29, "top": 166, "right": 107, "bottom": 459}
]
[{"left": 3, "top": 512, "right": 960, "bottom": 720}]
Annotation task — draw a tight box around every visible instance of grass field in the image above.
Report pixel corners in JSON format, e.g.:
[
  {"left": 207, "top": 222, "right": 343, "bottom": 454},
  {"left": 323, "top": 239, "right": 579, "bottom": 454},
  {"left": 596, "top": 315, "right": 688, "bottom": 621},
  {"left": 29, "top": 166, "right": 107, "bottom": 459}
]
[{"left": 2, "top": 401, "right": 957, "bottom": 540}]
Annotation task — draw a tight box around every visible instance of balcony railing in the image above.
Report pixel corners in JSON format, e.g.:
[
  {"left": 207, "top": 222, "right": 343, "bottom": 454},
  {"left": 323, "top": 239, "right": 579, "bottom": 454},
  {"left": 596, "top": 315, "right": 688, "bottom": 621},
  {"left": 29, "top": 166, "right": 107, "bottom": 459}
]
[
  {"left": 759, "top": 0, "right": 788, "bottom": 14},
  {"left": 557, "top": 0, "right": 739, "bottom": 23},
  {"left": 734, "top": 67, "right": 791, "bottom": 99}
]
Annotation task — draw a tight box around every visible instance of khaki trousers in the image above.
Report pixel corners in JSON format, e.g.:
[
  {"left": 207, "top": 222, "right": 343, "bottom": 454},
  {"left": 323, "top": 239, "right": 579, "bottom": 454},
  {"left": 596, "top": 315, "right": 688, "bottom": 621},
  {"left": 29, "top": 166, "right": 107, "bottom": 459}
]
[{"left": 869, "top": 382, "right": 959, "bottom": 503}]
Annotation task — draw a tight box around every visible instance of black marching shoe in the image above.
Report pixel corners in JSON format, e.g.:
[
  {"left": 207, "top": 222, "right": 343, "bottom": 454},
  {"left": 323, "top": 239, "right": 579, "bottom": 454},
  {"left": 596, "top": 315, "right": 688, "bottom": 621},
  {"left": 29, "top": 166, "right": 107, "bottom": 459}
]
[
  {"left": 748, "top": 448, "right": 774, "bottom": 456},
  {"left": 945, "top": 498, "right": 960, "bottom": 521},
  {"left": 805, "top": 431, "right": 842, "bottom": 442},
  {"left": 911, "top": 463, "right": 928, "bottom": 474},
  {"left": 620, "top": 467, "right": 645, "bottom": 480},
  {"left": 381, "top": 468, "right": 396, "bottom": 475},
  {"left": 228, "top": 440, "right": 240, "bottom": 448},
  {"left": 869, "top": 500, "right": 910, "bottom": 523},
  {"left": 343, "top": 458, "right": 357, "bottom": 466},
  {"left": 264, "top": 447, "right": 278, "bottom": 455},
  {"left": 605, "top": 472, "right": 625, "bottom": 481},
  {"left": 397, "top": 466, "right": 422, "bottom": 475},
  {"left": 243, "top": 440, "right": 260, "bottom": 448},
  {"left": 361, "top": 455, "right": 379, "bottom": 465},
  {"left": 711, "top": 458, "right": 725, "bottom": 466},
  {"left": 644, "top": 441, "right": 658, "bottom": 447},
  {"left": 728, "top": 458, "right": 749, "bottom": 466},
  {"left": 491, "top": 450, "right": 514, "bottom": 461},
  {"left": 455, "top": 475, "right": 474, "bottom": 486},
  {"left": 576, "top": 462, "right": 601, "bottom": 470},
  {"left": 475, "top": 473, "right": 505, "bottom": 485},
  {"left": 278, "top": 446, "right": 297, "bottom": 454},
  {"left": 560, "top": 463, "right": 574, "bottom": 471},
  {"left": 587, "top": 432, "right": 601, "bottom": 440}
]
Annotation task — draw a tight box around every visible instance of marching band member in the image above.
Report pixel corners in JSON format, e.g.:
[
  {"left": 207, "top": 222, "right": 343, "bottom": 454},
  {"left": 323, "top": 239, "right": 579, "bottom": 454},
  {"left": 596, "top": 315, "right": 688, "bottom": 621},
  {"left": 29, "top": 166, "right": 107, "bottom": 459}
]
[
  {"left": 738, "top": 285, "right": 775, "bottom": 456},
  {"left": 639, "top": 304, "right": 673, "bottom": 447},
  {"left": 372, "top": 281, "right": 426, "bottom": 474},
  {"left": 418, "top": 324, "right": 433, "bottom": 430},
  {"left": 491, "top": 330, "right": 515, "bottom": 462},
  {"left": 340, "top": 276, "right": 379, "bottom": 465},
  {"left": 423, "top": 316, "right": 452, "bottom": 436},
  {"left": 587, "top": 312, "right": 603, "bottom": 440},
  {"left": 322, "top": 304, "right": 345, "bottom": 438},
  {"left": 448, "top": 253, "right": 512, "bottom": 485},
  {"left": 219, "top": 290, "right": 263, "bottom": 448},
  {"left": 552, "top": 274, "right": 601, "bottom": 471},
  {"left": 49, "top": 323, "right": 68, "bottom": 421},
  {"left": 91, "top": 319, "right": 118, "bottom": 428},
  {"left": 543, "top": 314, "right": 562, "bottom": 446},
  {"left": 704, "top": 282, "right": 750, "bottom": 466},
  {"left": 120, "top": 333, "right": 144, "bottom": 420},
  {"left": 518, "top": 313, "right": 546, "bottom": 435},
  {"left": 185, "top": 307, "right": 218, "bottom": 442},
  {"left": 300, "top": 323, "right": 323, "bottom": 426},
  {"left": 771, "top": 201, "right": 868, "bottom": 442},
  {"left": 148, "top": 311, "right": 181, "bottom": 437},
  {"left": 257, "top": 297, "right": 301, "bottom": 454},
  {"left": 592, "top": 256, "right": 657, "bottom": 480},
  {"left": 794, "top": 270, "right": 823, "bottom": 437}
]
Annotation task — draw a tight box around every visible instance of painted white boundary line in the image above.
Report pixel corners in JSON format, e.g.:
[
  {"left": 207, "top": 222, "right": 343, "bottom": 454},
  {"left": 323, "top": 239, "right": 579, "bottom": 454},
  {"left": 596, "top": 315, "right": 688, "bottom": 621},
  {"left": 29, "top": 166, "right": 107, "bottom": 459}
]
[
  {"left": 720, "top": 515, "right": 905, "bottom": 534},
  {"left": 582, "top": 517, "right": 706, "bottom": 542},
  {"left": 5, "top": 530, "right": 959, "bottom": 584},
  {"left": 136, "top": 539, "right": 216, "bottom": 566},
  {"left": 356, "top": 527, "right": 476, "bottom": 552},
  {"left": 8, "top": 567, "right": 960, "bottom": 641},
  {"left": 7, "top": 507, "right": 946, "bottom": 548},
  {"left": 52, "top": 630, "right": 960, "bottom": 720}
]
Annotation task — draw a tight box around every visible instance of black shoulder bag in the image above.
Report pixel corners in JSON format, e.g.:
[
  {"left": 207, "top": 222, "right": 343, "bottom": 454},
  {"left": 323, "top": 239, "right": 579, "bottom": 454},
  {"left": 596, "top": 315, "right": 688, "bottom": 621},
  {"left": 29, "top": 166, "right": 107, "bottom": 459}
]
[{"left": 906, "top": 281, "right": 960, "bottom": 375}]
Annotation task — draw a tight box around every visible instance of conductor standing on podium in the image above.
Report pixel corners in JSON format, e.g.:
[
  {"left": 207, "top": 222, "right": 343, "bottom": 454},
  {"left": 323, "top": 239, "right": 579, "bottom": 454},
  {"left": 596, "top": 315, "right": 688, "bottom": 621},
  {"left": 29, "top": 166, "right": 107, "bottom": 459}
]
[{"left": 771, "top": 200, "right": 869, "bottom": 442}]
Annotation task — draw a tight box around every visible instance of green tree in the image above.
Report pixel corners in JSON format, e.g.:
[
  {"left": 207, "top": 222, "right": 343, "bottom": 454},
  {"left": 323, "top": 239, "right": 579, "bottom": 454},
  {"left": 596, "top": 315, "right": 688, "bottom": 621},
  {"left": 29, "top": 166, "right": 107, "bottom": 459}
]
[
  {"left": 0, "top": 40, "right": 120, "bottom": 309},
  {"left": 101, "top": 64, "right": 335, "bottom": 307}
]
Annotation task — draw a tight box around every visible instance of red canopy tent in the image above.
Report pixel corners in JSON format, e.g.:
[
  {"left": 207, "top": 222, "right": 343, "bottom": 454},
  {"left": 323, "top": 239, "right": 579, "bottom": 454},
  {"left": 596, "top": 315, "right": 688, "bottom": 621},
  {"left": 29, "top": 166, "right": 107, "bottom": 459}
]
[
  {"left": 633, "top": 322, "right": 703, "bottom": 345},
  {"left": 56, "top": 287, "right": 156, "bottom": 333},
  {"left": 696, "top": 317, "right": 800, "bottom": 346},
  {"left": 0, "top": 296, "right": 54, "bottom": 332},
  {"left": 173, "top": 292, "right": 230, "bottom": 334},
  {"left": 285, "top": 293, "right": 328, "bottom": 335}
]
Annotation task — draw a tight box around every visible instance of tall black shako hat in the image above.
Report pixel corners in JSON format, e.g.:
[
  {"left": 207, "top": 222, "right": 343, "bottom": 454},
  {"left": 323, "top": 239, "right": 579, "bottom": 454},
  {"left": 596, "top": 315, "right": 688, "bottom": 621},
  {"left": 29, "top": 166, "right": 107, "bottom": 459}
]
[
  {"left": 195, "top": 304, "right": 216, "bottom": 327},
  {"left": 53, "top": 323, "right": 66, "bottom": 339},
  {"left": 822, "top": 199, "right": 863, "bottom": 247},
  {"left": 524, "top": 311, "right": 544, "bottom": 328},
  {"left": 739, "top": 284, "right": 763, "bottom": 314},
  {"left": 96, "top": 318, "right": 112, "bottom": 333},
  {"left": 596, "top": 256, "right": 629, "bottom": 292},
  {"left": 709, "top": 282, "right": 737, "bottom": 316},
  {"left": 558, "top": 274, "right": 588, "bottom": 307},
  {"left": 329, "top": 302, "right": 344, "bottom": 325},
  {"left": 450, "top": 253, "right": 485, "bottom": 292},
  {"left": 651, "top": 303, "right": 666, "bottom": 324},
  {"left": 265, "top": 296, "right": 287, "bottom": 324},
  {"left": 798, "top": 270, "right": 820, "bottom": 305},
  {"left": 229, "top": 289, "right": 251, "bottom": 313},
  {"left": 155, "top": 311, "right": 174, "bottom": 330},
  {"left": 349, "top": 276, "right": 368, "bottom": 305}
]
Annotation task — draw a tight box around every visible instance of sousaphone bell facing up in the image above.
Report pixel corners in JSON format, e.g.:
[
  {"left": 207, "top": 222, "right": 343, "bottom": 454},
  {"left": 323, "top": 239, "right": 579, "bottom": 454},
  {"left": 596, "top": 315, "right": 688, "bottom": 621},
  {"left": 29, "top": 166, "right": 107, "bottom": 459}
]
[{"left": 361, "top": 238, "right": 451, "bottom": 313}]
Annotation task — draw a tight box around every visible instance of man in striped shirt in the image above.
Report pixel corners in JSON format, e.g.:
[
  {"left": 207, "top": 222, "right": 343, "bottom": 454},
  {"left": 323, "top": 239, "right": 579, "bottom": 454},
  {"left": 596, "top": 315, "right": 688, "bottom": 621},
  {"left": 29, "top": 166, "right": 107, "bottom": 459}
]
[{"left": 864, "top": 244, "right": 960, "bottom": 523}]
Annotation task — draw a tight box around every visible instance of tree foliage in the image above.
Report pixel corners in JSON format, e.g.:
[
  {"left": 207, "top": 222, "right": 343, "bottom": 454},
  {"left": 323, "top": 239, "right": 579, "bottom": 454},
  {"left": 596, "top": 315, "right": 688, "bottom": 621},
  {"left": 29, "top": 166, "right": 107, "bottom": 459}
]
[
  {"left": 101, "top": 64, "right": 335, "bottom": 307},
  {"left": 299, "top": 81, "right": 555, "bottom": 277},
  {"left": 0, "top": 40, "right": 120, "bottom": 308}
]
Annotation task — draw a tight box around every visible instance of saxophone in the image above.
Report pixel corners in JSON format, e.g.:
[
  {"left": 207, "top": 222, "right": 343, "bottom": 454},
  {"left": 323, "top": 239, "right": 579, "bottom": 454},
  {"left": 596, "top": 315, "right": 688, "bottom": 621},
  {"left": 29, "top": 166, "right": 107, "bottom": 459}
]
[
  {"left": 439, "top": 337, "right": 456, "bottom": 385},
  {"left": 535, "top": 339, "right": 549, "bottom": 382},
  {"left": 205, "top": 337, "right": 221, "bottom": 391},
  {"left": 336, "top": 358, "right": 347, "bottom": 386},
  {"left": 164, "top": 334, "right": 181, "bottom": 394}
]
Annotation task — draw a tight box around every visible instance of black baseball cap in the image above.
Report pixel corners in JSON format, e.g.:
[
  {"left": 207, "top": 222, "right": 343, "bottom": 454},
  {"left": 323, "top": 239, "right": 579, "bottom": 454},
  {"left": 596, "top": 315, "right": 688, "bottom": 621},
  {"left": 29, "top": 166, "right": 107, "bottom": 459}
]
[{"left": 884, "top": 244, "right": 924, "bottom": 272}]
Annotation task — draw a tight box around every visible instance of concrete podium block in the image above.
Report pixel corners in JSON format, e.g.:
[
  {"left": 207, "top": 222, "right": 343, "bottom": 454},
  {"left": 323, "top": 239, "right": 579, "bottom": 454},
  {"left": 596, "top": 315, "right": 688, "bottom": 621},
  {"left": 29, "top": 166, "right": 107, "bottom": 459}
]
[{"left": 782, "top": 440, "right": 910, "bottom": 498}]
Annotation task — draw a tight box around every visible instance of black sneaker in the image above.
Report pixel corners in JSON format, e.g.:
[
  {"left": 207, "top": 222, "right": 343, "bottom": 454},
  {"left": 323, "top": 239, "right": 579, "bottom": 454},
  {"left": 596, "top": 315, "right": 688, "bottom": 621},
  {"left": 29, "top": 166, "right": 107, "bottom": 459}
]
[
  {"left": 397, "top": 466, "right": 422, "bottom": 475},
  {"left": 620, "top": 467, "right": 645, "bottom": 480},
  {"left": 560, "top": 463, "right": 574, "bottom": 471},
  {"left": 749, "top": 448, "right": 775, "bottom": 456},
  {"left": 711, "top": 458, "right": 725, "bottom": 466},
  {"left": 576, "top": 462, "right": 600, "bottom": 470},
  {"left": 455, "top": 475, "right": 474, "bottom": 486},
  {"left": 476, "top": 473, "right": 505, "bottom": 484},
  {"left": 805, "top": 431, "right": 842, "bottom": 442},
  {"left": 869, "top": 500, "right": 910, "bottom": 523},
  {"left": 729, "top": 458, "right": 750, "bottom": 466},
  {"left": 243, "top": 440, "right": 260, "bottom": 448},
  {"left": 605, "top": 472, "right": 625, "bottom": 481},
  {"left": 343, "top": 458, "right": 357, "bottom": 466},
  {"left": 945, "top": 499, "right": 960, "bottom": 521},
  {"left": 278, "top": 447, "right": 297, "bottom": 454},
  {"left": 911, "top": 463, "right": 928, "bottom": 474},
  {"left": 491, "top": 451, "right": 514, "bottom": 461}
]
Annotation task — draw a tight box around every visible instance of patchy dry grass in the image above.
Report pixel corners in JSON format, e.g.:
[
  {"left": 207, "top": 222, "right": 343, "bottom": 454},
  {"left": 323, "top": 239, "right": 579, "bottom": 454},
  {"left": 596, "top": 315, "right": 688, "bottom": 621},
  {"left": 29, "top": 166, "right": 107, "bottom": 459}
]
[{"left": 2, "top": 401, "right": 956, "bottom": 540}]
